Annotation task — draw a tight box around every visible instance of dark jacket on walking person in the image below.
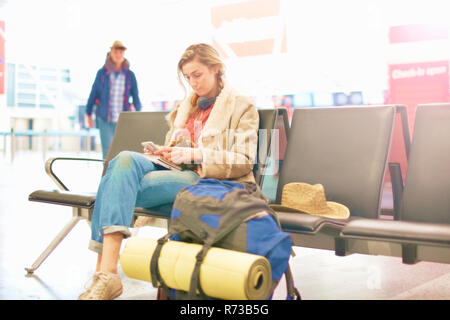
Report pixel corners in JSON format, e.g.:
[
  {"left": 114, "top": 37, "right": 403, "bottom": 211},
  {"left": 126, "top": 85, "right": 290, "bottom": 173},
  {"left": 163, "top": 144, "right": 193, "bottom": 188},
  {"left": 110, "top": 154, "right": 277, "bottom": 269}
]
[{"left": 85, "top": 41, "right": 142, "bottom": 158}]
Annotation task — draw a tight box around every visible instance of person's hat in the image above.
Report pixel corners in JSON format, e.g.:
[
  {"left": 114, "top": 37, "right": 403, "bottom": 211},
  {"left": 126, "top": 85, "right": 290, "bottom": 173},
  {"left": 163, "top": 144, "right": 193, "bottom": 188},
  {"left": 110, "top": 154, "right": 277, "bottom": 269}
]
[
  {"left": 270, "top": 182, "right": 350, "bottom": 219},
  {"left": 111, "top": 40, "right": 127, "bottom": 50}
]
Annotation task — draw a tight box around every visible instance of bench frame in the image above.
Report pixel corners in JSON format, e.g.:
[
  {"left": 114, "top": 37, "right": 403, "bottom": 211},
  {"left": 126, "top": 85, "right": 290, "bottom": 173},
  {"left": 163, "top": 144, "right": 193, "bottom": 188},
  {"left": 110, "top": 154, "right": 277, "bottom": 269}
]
[{"left": 26, "top": 109, "right": 285, "bottom": 274}]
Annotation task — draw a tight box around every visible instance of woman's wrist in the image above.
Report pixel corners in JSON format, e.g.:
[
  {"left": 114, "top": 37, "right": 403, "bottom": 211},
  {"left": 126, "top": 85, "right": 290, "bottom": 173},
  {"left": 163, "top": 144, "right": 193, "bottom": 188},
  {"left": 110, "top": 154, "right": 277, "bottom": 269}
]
[{"left": 193, "top": 148, "right": 203, "bottom": 163}]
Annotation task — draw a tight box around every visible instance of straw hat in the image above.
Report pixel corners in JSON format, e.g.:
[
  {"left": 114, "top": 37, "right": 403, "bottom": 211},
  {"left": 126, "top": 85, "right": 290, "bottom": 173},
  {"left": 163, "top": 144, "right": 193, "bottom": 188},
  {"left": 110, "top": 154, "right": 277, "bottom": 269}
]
[
  {"left": 111, "top": 40, "right": 127, "bottom": 50},
  {"left": 270, "top": 182, "right": 350, "bottom": 219}
]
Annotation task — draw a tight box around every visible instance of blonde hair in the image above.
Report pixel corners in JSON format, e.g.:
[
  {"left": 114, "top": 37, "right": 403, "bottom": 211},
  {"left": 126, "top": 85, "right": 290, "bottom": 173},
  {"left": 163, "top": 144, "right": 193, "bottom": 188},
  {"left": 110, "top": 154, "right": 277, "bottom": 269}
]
[{"left": 177, "top": 43, "right": 225, "bottom": 115}]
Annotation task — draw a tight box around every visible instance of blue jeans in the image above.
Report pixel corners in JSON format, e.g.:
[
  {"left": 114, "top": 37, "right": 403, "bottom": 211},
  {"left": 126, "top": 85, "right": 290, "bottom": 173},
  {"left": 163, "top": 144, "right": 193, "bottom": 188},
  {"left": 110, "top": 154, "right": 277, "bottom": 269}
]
[
  {"left": 97, "top": 117, "right": 116, "bottom": 159},
  {"left": 89, "top": 151, "right": 199, "bottom": 253}
]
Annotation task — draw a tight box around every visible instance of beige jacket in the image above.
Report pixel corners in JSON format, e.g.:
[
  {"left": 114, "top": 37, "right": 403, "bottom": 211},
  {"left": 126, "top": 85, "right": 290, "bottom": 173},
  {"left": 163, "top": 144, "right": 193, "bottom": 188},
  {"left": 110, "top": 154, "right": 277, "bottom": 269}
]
[{"left": 164, "top": 82, "right": 259, "bottom": 183}]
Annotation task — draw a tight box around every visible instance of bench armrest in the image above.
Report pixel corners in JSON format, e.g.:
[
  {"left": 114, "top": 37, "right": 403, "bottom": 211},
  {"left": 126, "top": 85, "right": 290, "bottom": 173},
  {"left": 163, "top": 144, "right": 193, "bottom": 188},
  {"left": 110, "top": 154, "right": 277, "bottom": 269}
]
[{"left": 45, "top": 157, "right": 105, "bottom": 191}]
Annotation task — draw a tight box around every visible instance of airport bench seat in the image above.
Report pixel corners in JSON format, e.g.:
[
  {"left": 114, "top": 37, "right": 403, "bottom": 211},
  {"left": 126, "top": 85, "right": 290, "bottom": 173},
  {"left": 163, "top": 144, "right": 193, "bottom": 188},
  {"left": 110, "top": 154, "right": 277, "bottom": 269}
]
[
  {"left": 339, "top": 218, "right": 450, "bottom": 265},
  {"left": 341, "top": 219, "right": 450, "bottom": 246},
  {"left": 26, "top": 108, "right": 283, "bottom": 273},
  {"left": 338, "top": 104, "right": 450, "bottom": 265},
  {"left": 28, "top": 189, "right": 171, "bottom": 218},
  {"left": 275, "top": 210, "right": 349, "bottom": 233},
  {"left": 29, "top": 189, "right": 97, "bottom": 208},
  {"left": 268, "top": 105, "right": 398, "bottom": 250}
]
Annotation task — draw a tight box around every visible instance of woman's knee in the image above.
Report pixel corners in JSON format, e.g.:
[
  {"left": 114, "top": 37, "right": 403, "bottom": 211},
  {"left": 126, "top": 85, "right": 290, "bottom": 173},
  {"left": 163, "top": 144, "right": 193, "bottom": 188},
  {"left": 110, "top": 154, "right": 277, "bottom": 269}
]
[
  {"left": 109, "top": 151, "right": 154, "bottom": 175},
  {"left": 109, "top": 151, "right": 137, "bottom": 170},
  {"left": 117, "top": 150, "right": 137, "bottom": 165}
]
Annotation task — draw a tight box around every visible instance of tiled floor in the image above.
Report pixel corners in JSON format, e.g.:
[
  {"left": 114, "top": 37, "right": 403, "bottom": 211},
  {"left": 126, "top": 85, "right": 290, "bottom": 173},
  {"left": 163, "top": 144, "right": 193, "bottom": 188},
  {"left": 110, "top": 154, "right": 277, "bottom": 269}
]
[{"left": 1, "top": 150, "right": 450, "bottom": 300}]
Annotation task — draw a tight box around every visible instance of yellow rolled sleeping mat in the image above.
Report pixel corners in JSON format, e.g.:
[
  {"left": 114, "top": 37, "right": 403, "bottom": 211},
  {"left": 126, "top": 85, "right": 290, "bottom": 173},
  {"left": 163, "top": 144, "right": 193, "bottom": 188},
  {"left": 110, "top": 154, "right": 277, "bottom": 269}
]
[{"left": 120, "top": 237, "right": 272, "bottom": 300}]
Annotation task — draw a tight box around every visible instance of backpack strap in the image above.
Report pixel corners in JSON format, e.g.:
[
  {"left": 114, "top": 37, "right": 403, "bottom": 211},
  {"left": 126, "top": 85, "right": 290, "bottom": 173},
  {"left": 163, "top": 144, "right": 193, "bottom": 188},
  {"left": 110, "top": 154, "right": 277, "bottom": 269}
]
[
  {"left": 267, "top": 207, "right": 301, "bottom": 300},
  {"left": 284, "top": 264, "right": 301, "bottom": 300},
  {"left": 150, "top": 233, "right": 173, "bottom": 297},
  {"left": 187, "top": 243, "right": 212, "bottom": 299}
]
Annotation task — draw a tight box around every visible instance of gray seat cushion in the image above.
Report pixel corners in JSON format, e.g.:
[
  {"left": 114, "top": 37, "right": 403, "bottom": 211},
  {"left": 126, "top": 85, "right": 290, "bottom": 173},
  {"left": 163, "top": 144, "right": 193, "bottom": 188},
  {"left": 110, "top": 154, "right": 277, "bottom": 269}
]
[
  {"left": 275, "top": 209, "right": 350, "bottom": 232},
  {"left": 134, "top": 204, "right": 172, "bottom": 219},
  {"left": 341, "top": 219, "right": 450, "bottom": 245},
  {"left": 29, "top": 189, "right": 174, "bottom": 219},
  {"left": 29, "top": 190, "right": 96, "bottom": 208}
]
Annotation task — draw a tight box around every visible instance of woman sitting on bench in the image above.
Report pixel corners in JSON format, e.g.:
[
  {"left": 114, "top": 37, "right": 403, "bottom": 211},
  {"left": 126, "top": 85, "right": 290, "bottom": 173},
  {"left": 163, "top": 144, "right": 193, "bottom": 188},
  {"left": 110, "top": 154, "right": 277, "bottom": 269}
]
[{"left": 79, "top": 43, "right": 259, "bottom": 300}]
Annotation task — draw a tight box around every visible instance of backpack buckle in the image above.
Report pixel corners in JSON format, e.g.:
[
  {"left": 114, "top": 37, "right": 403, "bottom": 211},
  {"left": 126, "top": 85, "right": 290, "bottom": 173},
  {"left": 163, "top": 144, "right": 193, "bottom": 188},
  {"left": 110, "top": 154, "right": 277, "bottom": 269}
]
[{"left": 195, "top": 251, "right": 205, "bottom": 263}]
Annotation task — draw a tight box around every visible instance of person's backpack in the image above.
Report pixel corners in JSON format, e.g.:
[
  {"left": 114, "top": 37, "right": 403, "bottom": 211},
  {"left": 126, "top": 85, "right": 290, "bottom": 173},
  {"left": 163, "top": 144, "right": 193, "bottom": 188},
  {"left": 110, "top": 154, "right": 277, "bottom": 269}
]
[{"left": 149, "top": 178, "right": 301, "bottom": 300}]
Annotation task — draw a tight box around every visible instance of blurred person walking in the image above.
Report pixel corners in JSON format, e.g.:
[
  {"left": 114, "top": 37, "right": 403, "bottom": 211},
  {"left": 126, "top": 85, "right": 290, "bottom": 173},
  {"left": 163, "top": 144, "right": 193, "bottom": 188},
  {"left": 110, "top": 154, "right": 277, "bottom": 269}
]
[{"left": 86, "top": 41, "right": 142, "bottom": 159}]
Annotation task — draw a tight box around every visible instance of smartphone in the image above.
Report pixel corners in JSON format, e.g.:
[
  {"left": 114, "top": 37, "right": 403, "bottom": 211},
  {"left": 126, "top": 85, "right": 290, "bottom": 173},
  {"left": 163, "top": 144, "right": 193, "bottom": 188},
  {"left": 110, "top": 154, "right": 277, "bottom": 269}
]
[{"left": 141, "top": 141, "right": 159, "bottom": 153}]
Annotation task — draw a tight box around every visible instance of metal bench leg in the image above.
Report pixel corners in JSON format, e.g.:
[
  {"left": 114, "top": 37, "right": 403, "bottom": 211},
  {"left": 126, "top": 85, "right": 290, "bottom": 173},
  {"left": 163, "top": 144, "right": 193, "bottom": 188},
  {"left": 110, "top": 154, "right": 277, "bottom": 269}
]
[{"left": 25, "top": 216, "right": 83, "bottom": 274}]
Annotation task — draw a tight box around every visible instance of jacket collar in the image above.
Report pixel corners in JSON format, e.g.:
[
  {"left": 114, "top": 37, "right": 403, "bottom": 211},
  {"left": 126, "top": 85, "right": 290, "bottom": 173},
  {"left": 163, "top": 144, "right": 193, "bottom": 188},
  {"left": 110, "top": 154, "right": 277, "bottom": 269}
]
[
  {"left": 104, "top": 58, "right": 130, "bottom": 74},
  {"left": 173, "top": 81, "right": 236, "bottom": 138}
]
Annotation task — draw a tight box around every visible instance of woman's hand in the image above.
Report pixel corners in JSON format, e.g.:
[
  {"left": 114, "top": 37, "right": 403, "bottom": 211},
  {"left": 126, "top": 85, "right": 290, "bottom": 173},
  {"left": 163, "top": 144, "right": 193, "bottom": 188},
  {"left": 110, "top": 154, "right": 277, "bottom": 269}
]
[
  {"left": 153, "top": 146, "right": 172, "bottom": 158},
  {"left": 142, "top": 141, "right": 159, "bottom": 155},
  {"left": 155, "top": 147, "right": 203, "bottom": 164},
  {"left": 143, "top": 146, "right": 154, "bottom": 154}
]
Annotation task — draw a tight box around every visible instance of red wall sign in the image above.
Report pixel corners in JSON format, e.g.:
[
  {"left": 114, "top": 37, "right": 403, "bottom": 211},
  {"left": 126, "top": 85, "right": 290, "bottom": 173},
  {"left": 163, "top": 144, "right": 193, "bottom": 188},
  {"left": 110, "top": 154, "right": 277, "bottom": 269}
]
[
  {"left": 0, "top": 21, "right": 5, "bottom": 95},
  {"left": 386, "top": 60, "right": 449, "bottom": 182},
  {"left": 389, "top": 24, "right": 449, "bottom": 44},
  {"left": 388, "top": 60, "right": 449, "bottom": 132},
  {"left": 385, "top": 24, "right": 450, "bottom": 186}
]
